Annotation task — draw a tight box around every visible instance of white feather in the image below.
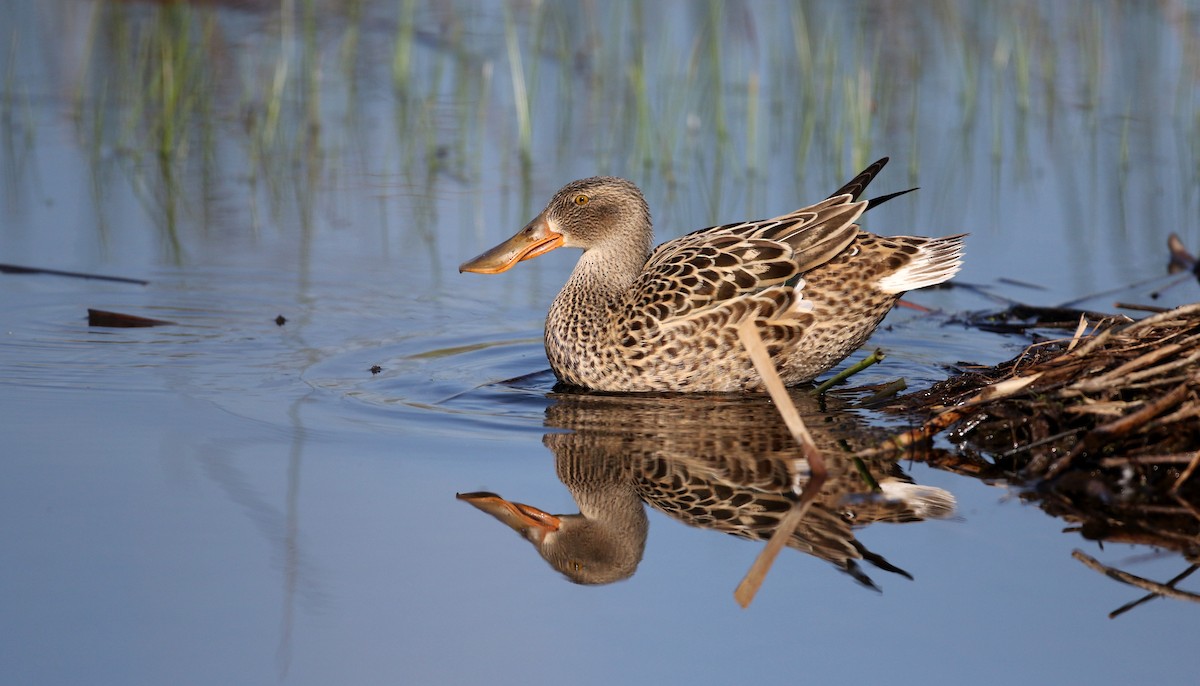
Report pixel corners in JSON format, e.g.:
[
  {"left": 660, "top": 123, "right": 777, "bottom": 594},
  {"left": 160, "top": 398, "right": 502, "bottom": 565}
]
[{"left": 877, "top": 234, "right": 967, "bottom": 294}]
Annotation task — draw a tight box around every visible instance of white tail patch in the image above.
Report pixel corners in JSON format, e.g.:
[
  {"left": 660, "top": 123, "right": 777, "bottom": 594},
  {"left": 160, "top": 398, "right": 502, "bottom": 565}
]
[
  {"left": 878, "top": 480, "right": 957, "bottom": 519},
  {"left": 877, "top": 234, "right": 967, "bottom": 294}
]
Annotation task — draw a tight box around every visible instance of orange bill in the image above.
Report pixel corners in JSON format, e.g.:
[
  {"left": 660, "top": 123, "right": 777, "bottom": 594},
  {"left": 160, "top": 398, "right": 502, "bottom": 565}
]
[
  {"left": 456, "top": 491, "right": 561, "bottom": 543},
  {"left": 458, "top": 217, "right": 563, "bottom": 274}
]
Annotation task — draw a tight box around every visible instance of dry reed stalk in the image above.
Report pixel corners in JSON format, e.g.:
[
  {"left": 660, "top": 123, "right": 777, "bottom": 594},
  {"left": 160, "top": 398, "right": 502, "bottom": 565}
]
[
  {"left": 1045, "top": 382, "right": 1191, "bottom": 478},
  {"left": 1171, "top": 451, "right": 1200, "bottom": 495},
  {"left": 1067, "top": 313, "right": 1089, "bottom": 352},
  {"left": 1072, "top": 550, "right": 1200, "bottom": 610},
  {"left": 1108, "top": 565, "right": 1199, "bottom": 618},
  {"left": 884, "top": 373, "right": 1044, "bottom": 451},
  {"left": 733, "top": 321, "right": 828, "bottom": 608}
]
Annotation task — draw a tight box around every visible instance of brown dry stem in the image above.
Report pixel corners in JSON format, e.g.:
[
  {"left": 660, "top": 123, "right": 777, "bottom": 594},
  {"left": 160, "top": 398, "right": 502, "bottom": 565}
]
[
  {"left": 1072, "top": 551, "right": 1200, "bottom": 615},
  {"left": 733, "top": 321, "right": 828, "bottom": 608}
]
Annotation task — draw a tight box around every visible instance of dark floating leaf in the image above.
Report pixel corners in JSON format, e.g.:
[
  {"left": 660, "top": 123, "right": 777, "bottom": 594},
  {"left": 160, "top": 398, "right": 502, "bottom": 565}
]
[{"left": 87, "top": 309, "right": 174, "bottom": 328}]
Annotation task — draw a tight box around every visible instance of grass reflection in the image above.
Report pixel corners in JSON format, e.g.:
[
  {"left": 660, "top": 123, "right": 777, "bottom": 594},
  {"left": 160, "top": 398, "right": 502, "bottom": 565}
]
[{"left": 4, "top": 0, "right": 1197, "bottom": 268}]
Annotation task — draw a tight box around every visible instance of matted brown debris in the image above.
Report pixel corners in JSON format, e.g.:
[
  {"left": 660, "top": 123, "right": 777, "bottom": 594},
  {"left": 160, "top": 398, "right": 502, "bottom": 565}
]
[
  {"left": 890, "top": 303, "right": 1200, "bottom": 613},
  {"left": 895, "top": 303, "right": 1200, "bottom": 483}
]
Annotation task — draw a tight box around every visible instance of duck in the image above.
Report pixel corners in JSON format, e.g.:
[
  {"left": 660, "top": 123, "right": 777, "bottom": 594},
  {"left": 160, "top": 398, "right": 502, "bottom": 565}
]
[
  {"left": 458, "top": 390, "right": 956, "bottom": 588},
  {"left": 459, "top": 158, "right": 966, "bottom": 392}
]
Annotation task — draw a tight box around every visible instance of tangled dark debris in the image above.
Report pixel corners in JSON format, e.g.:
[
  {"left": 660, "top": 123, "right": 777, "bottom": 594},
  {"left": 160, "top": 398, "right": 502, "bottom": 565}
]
[{"left": 883, "top": 302, "right": 1200, "bottom": 615}]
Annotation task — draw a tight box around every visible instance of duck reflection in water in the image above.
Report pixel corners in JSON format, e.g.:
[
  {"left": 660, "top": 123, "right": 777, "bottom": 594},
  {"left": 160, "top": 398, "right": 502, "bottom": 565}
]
[{"left": 460, "top": 390, "right": 955, "bottom": 590}]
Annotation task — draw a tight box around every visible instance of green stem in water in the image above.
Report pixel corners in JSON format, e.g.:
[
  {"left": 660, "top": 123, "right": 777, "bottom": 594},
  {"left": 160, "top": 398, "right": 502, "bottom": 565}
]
[
  {"left": 813, "top": 348, "right": 885, "bottom": 395},
  {"left": 851, "top": 456, "right": 881, "bottom": 492}
]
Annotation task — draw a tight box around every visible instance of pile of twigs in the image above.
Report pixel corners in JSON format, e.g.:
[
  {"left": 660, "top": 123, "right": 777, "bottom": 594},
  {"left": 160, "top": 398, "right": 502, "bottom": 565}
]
[
  {"left": 890, "top": 303, "right": 1200, "bottom": 614},
  {"left": 895, "top": 303, "right": 1200, "bottom": 487}
]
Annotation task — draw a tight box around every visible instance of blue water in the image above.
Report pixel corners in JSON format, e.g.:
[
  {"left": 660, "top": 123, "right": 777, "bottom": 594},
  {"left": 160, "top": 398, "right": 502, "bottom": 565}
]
[{"left": 2, "top": 2, "right": 1197, "bottom": 684}]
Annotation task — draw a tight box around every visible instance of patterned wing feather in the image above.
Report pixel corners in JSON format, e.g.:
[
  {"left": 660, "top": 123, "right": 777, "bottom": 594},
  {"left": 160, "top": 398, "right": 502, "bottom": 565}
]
[{"left": 622, "top": 196, "right": 866, "bottom": 329}]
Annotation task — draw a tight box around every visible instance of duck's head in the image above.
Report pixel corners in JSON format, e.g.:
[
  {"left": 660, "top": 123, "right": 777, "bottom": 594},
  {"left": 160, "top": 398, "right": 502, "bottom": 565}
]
[
  {"left": 456, "top": 491, "right": 644, "bottom": 585},
  {"left": 459, "top": 177, "right": 651, "bottom": 274}
]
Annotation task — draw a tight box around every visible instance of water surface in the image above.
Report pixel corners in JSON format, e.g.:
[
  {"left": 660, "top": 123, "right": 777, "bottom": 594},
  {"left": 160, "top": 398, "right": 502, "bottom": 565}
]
[{"left": 2, "top": 2, "right": 1198, "bottom": 684}]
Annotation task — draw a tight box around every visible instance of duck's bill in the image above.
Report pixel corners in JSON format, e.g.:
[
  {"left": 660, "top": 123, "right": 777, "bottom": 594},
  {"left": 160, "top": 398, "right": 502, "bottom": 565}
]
[
  {"left": 458, "top": 219, "right": 563, "bottom": 274},
  {"left": 457, "top": 492, "right": 561, "bottom": 542}
]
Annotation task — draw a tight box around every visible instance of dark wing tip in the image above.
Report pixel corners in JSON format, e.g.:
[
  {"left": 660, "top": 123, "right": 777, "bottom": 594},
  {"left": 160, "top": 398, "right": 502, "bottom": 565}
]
[
  {"left": 865, "top": 187, "right": 918, "bottom": 211},
  {"left": 827, "top": 157, "right": 891, "bottom": 201}
]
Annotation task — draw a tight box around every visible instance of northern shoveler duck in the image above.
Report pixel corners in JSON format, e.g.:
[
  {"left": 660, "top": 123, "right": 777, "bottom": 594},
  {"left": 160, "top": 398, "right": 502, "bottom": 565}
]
[
  {"left": 459, "top": 158, "right": 965, "bottom": 392},
  {"left": 458, "top": 391, "right": 955, "bottom": 587}
]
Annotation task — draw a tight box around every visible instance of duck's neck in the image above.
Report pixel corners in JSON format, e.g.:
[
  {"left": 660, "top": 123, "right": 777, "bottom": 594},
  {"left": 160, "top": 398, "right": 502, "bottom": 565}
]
[
  {"left": 577, "top": 233, "right": 651, "bottom": 290},
  {"left": 553, "top": 442, "right": 649, "bottom": 550},
  {"left": 558, "top": 248, "right": 643, "bottom": 306},
  {"left": 545, "top": 241, "right": 650, "bottom": 383}
]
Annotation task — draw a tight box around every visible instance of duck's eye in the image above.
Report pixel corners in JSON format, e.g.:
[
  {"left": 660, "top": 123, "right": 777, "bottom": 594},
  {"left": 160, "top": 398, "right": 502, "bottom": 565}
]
[{"left": 573, "top": 194, "right": 589, "bottom": 207}]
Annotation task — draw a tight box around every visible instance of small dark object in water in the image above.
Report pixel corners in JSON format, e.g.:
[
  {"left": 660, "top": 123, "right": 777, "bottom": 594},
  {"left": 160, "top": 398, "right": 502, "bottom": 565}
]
[
  {"left": 275, "top": 314, "right": 287, "bottom": 326},
  {"left": 87, "top": 309, "right": 174, "bottom": 328},
  {"left": 1166, "top": 233, "right": 1198, "bottom": 277},
  {"left": 370, "top": 365, "right": 382, "bottom": 375},
  {"left": 1147, "top": 234, "right": 1200, "bottom": 300}
]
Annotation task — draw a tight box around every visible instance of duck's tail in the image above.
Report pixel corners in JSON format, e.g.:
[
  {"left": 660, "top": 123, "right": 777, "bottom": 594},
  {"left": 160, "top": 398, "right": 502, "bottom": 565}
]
[{"left": 877, "top": 233, "right": 968, "bottom": 294}]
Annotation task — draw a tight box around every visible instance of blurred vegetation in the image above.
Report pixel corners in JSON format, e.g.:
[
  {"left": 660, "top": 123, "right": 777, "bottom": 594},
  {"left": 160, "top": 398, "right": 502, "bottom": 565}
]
[{"left": 2, "top": 0, "right": 1198, "bottom": 261}]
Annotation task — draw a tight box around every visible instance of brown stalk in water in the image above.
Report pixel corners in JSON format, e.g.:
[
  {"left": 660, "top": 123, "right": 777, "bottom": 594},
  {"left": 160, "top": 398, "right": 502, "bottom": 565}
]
[{"left": 733, "top": 320, "right": 827, "bottom": 608}]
